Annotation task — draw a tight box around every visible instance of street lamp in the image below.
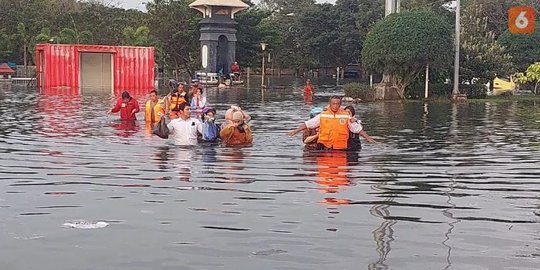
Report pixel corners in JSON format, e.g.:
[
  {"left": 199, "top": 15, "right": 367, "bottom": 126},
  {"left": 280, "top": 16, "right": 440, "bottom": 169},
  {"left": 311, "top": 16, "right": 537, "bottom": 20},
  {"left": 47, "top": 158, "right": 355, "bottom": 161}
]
[
  {"left": 452, "top": 0, "right": 461, "bottom": 98},
  {"left": 260, "top": 42, "right": 267, "bottom": 88}
]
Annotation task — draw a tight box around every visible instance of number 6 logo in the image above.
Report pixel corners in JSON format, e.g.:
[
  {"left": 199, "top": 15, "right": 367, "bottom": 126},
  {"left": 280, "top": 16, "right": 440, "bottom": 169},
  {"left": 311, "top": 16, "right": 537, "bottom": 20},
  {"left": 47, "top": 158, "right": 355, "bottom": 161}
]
[{"left": 509, "top": 6, "right": 535, "bottom": 34}]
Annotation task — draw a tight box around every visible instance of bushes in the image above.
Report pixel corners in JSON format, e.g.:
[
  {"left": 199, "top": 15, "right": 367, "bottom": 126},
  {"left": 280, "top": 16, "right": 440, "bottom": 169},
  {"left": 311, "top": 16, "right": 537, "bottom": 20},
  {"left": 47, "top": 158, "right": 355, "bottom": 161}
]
[
  {"left": 405, "top": 82, "right": 487, "bottom": 99},
  {"left": 343, "top": 83, "right": 376, "bottom": 102},
  {"left": 460, "top": 83, "right": 487, "bottom": 98},
  {"left": 405, "top": 83, "right": 453, "bottom": 99},
  {"left": 347, "top": 82, "right": 486, "bottom": 101}
]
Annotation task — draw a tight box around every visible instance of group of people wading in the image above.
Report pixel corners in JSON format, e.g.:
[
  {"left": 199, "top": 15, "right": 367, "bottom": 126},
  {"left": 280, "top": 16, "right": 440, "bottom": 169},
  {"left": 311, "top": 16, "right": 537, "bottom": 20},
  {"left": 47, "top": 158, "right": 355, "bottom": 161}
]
[
  {"left": 107, "top": 80, "right": 375, "bottom": 151},
  {"left": 107, "top": 81, "right": 253, "bottom": 147}
]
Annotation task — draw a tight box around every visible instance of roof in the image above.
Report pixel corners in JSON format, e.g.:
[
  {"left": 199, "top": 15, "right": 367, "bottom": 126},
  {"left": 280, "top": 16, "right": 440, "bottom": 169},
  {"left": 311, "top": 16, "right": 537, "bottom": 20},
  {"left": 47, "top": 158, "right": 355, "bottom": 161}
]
[
  {"left": 189, "top": 0, "right": 249, "bottom": 16},
  {"left": 0, "top": 63, "right": 15, "bottom": 74},
  {"left": 189, "top": 0, "right": 249, "bottom": 8}
]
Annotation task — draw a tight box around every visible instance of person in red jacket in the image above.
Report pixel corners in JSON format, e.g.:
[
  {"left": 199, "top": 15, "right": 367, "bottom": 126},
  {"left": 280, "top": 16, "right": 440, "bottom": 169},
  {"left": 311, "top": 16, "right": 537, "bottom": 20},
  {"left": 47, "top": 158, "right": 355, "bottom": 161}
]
[
  {"left": 108, "top": 91, "right": 140, "bottom": 121},
  {"left": 304, "top": 79, "right": 314, "bottom": 95}
]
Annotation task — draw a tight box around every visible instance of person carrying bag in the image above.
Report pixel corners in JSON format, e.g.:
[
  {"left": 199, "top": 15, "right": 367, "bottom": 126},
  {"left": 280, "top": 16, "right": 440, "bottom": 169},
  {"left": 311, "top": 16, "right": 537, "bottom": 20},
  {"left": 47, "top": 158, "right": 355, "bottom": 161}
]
[{"left": 153, "top": 116, "right": 169, "bottom": 139}]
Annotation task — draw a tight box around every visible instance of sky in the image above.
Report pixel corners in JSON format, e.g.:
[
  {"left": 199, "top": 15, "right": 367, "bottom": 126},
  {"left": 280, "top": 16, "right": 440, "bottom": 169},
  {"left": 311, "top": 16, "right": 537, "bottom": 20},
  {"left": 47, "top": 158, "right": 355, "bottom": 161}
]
[{"left": 115, "top": 0, "right": 337, "bottom": 11}]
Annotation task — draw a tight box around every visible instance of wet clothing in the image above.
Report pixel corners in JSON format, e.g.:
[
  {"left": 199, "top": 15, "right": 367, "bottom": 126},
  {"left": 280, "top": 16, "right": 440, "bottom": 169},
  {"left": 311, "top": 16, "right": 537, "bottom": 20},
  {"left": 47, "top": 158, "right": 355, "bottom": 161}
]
[
  {"left": 219, "top": 124, "right": 253, "bottom": 146},
  {"left": 111, "top": 97, "right": 140, "bottom": 121},
  {"left": 304, "top": 84, "right": 314, "bottom": 94},
  {"left": 303, "top": 128, "right": 319, "bottom": 150},
  {"left": 347, "top": 132, "right": 362, "bottom": 151},
  {"left": 305, "top": 110, "right": 362, "bottom": 150},
  {"left": 145, "top": 100, "right": 164, "bottom": 123},
  {"left": 167, "top": 117, "right": 203, "bottom": 146}
]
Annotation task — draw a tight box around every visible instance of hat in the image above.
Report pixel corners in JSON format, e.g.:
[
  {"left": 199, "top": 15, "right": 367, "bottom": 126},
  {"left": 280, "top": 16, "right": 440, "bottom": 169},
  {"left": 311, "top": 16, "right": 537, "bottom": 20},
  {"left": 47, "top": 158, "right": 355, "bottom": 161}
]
[
  {"left": 202, "top": 107, "right": 216, "bottom": 115},
  {"left": 232, "top": 111, "right": 243, "bottom": 121},
  {"left": 310, "top": 107, "right": 323, "bottom": 118}
]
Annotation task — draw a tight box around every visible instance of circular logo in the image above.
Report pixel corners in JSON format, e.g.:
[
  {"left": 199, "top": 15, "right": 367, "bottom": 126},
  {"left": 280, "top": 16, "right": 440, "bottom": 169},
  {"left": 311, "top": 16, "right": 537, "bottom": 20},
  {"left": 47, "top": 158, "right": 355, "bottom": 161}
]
[{"left": 339, "top": 119, "right": 346, "bottom": 125}]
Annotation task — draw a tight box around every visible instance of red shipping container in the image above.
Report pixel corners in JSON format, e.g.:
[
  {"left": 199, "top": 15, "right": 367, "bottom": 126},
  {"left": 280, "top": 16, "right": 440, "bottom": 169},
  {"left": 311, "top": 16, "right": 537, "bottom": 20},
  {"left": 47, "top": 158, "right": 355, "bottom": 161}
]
[{"left": 36, "top": 44, "right": 155, "bottom": 95}]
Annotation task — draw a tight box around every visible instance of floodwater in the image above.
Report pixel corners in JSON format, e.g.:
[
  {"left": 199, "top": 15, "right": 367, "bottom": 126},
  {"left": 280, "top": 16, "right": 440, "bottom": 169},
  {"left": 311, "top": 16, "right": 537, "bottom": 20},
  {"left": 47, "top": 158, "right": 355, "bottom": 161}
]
[{"left": 1, "top": 80, "right": 539, "bottom": 270}]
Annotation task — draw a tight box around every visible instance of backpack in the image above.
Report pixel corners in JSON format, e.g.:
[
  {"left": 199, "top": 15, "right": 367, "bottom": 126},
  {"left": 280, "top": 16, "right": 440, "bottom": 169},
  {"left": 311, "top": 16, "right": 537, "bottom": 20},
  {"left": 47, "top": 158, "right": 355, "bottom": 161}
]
[{"left": 202, "top": 121, "right": 220, "bottom": 142}]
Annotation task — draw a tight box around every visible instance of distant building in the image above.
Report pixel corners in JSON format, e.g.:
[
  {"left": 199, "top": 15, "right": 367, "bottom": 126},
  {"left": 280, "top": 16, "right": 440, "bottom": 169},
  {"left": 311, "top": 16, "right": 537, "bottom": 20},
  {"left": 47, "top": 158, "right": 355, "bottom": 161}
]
[
  {"left": 189, "top": 0, "right": 249, "bottom": 74},
  {"left": 0, "top": 63, "right": 15, "bottom": 80},
  {"left": 36, "top": 44, "right": 155, "bottom": 95}
]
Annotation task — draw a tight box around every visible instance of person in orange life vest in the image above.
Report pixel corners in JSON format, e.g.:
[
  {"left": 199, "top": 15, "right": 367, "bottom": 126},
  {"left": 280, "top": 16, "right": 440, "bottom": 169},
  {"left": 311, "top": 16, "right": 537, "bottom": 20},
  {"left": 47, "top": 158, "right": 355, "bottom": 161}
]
[
  {"left": 220, "top": 111, "right": 253, "bottom": 146},
  {"left": 288, "top": 96, "right": 362, "bottom": 150},
  {"left": 108, "top": 91, "right": 140, "bottom": 121},
  {"left": 145, "top": 90, "right": 165, "bottom": 124},
  {"left": 343, "top": 105, "right": 376, "bottom": 150},
  {"left": 168, "top": 84, "right": 188, "bottom": 118},
  {"left": 304, "top": 79, "right": 314, "bottom": 96}
]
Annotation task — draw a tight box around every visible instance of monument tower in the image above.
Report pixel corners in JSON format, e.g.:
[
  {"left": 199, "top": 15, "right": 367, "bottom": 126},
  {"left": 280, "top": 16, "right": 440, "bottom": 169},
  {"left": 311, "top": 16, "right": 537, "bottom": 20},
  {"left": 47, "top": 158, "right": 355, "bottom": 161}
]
[{"left": 189, "top": 0, "right": 249, "bottom": 74}]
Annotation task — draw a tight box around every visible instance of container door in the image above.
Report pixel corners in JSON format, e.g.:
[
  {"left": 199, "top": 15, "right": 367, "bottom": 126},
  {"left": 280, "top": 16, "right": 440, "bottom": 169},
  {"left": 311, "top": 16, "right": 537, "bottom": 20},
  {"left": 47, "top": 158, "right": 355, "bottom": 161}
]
[
  {"left": 38, "top": 50, "right": 44, "bottom": 89},
  {"left": 80, "top": 53, "right": 113, "bottom": 94}
]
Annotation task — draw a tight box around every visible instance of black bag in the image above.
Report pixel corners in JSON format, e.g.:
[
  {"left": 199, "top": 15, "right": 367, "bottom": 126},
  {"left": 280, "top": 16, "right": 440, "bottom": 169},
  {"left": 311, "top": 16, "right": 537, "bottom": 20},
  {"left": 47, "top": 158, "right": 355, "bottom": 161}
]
[{"left": 153, "top": 117, "right": 169, "bottom": 139}]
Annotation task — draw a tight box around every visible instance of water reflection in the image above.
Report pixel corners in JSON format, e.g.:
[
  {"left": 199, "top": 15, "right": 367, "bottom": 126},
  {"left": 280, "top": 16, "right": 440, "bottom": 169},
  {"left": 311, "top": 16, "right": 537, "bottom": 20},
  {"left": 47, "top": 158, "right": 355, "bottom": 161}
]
[
  {"left": 111, "top": 120, "right": 140, "bottom": 138},
  {"left": 368, "top": 168, "right": 398, "bottom": 270},
  {"left": 306, "top": 151, "right": 355, "bottom": 205},
  {"left": 36, "top": 95, "right": 80, "bottom": 137}
]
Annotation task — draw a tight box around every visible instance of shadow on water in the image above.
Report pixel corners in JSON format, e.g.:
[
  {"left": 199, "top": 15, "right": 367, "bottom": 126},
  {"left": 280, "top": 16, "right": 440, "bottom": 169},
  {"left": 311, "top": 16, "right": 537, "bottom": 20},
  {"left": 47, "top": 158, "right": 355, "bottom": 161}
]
[{"left": 1, "top": 82, "right": 540, "bottom": 270}]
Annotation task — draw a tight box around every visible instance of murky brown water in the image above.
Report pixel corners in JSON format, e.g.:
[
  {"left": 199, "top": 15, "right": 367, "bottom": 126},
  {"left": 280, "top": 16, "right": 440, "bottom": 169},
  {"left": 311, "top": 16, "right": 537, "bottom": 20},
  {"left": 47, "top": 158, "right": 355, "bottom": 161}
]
[{"left": 1, "top": 80, "right": 539, "bottom": 270}]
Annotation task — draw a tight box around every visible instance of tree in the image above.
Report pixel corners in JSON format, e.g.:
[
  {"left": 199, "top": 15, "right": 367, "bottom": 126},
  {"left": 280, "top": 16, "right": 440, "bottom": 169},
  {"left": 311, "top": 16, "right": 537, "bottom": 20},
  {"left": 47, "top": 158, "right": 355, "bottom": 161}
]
[
  {"left": 146, "top": 0, "right": 200, "bottom": 77},
  {"left": 460, "top": 3, "right": 513, "bottom": 83},
  {"left": 13, "top": 23, "right": 31, "bottom": 75},
  {"left": 35, "top": 27, "right": 56, "bottom": 44},
  {"left": 361, "top": 11, "right": 452, "bottom": 98},
  {"left": 514, "top": 62, "right": 540, "bottom": 94},
  {"left": 499, "top": 26, "right": 540, "bottom": 72},
  {"left": 122, "top": 26, "right": 154, "bottom": 46},
  {"left": 235, "top": 6, "right": 272, "bottom": 67},
  {"left": 0, "top": 29, "right": 12, "bottom": 61},
  {"left": 58, "top": 28, "right": 93, "bottom": 44},
  {"left": 458, "top": 0, "right": 540, "bottom": 38}
]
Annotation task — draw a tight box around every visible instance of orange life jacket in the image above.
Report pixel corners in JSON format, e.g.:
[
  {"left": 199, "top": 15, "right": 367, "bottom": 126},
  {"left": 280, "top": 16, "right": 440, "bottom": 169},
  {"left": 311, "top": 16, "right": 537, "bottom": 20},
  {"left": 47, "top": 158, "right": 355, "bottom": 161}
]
[
  {"left": 169, "top": 95, "right": 187, "bottom": 111},
  {"left": 145, "top": 99, "right": 164, "bottom": 123},
  {"left": 317, "top": 109, "right": 350, "bottom": 150}
]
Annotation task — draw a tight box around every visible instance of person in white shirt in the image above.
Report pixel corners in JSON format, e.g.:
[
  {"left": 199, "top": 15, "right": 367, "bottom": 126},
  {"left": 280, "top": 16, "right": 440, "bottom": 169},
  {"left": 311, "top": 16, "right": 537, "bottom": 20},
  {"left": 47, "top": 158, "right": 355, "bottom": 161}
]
[{"left": 166, "top": 103, "right": 203, "bottom": 146}]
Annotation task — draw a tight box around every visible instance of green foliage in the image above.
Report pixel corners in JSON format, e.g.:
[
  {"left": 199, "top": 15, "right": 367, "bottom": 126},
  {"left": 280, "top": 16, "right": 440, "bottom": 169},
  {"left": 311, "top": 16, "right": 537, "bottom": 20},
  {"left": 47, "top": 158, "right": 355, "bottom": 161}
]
[
  {"left": 514, "top": 62, "right": 540, "bottom": 94},
  {"left": 0, "top": 28, "right": 12, "bottom": 61},
  {"left": 58, "top": 28, "right": 93, "bottom": 44},
  {"left": 461, "top": 84, "right": 487, "bottom": 98},
  {"left": 499, "top": 26, "right": 540, "bottom": 72},
  {"left": 405, "top": 82, "right": 453, "bottom": 99},
  {"left": 0, "top": 0, "right": 147, "bottom": 65},
  {"left": 361, "top": 11, "right": 452, "bottom": 95},
  {"left": 235, "top": 7, "right": 272, "bottom": 67},
  {"left": 460, "top": 2, "right": 513, "bottom": 83},
  {"left": 34, "top": 28, "right": 55, "bottom": 44},
  {"left": 122, "top": 26, "right": 154, "bottom": 46},
  {"left": 343, "top": 82, "right": 376, "bottom": 101},
  {"left": 146, "top": 0, "right": 200, "bottom": 76},
  {"left": 459, "top": 0, "right": 540, "bottom": 39}
]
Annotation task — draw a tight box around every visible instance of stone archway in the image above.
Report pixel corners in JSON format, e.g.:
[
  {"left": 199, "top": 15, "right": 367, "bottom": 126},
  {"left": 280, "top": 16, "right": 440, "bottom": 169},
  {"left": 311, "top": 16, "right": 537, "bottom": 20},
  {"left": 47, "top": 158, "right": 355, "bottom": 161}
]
[{"left": 216, "top": 35, "right": 229, "bottom": 74}]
